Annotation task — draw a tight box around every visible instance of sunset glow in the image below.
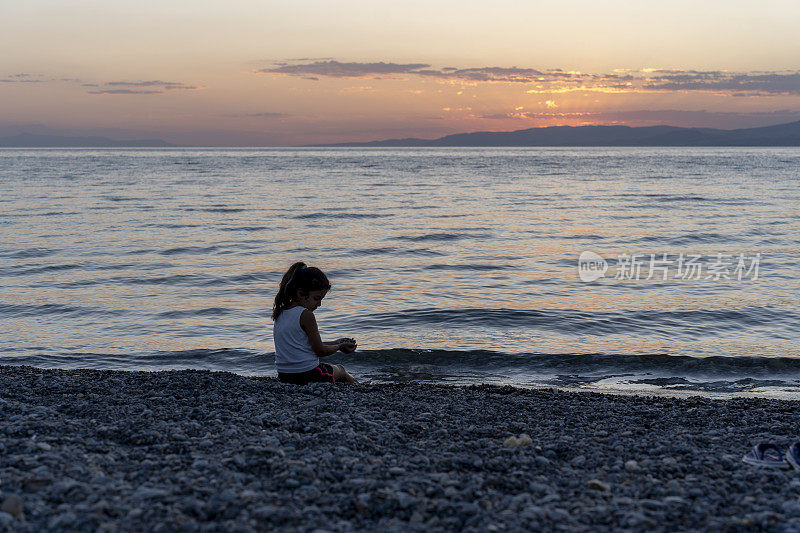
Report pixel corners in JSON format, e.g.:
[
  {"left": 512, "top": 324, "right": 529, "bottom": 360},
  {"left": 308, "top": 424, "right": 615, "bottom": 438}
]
[{"left": 2, "top": 0, "right": 800, "bottom": 145}]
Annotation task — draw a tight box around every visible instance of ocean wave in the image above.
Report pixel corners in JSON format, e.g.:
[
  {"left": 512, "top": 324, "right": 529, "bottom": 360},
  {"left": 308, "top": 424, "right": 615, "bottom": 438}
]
[
  {"left": 0, "top": 263, "right": 84, "bottom": 276},
  {"left": 344, "top": 349, "right": 800, "bottom": 376},
  {"left": 351, "top": 306, "right": 798, "bottom": 337},
  {"left": 341, "top": 247, "right": 445, "bottom": 257},
  {"left": 219, "top": 226, "right": 271, "bottom": 232},
  {"left": 158, "top": 246, "right": 220, "bottom": 256},
  {"left": 0, "top": 303, "right": 128, "bottom": 318},
  {"left": 155, "top": 307, "right": 232, "bottom": 319},
  {"left": 390, "top": 232, "right": 493, "bottom": 242},
  {"left": 294, "top": 212, "right": 392, "bottom": 219},
  {"left": 422, "top": 263, "right": 516, "bottom": 271},
  {"left": 0, "top": 247, "right": 61, "bottom": 259}
]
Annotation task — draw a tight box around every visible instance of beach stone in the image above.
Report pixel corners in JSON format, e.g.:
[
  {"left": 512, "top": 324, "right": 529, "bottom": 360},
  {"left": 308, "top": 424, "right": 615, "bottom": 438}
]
[
  {"left": 1, "top": 494, "right": 23, "bottom": 520},
  {"left": 663, "top": 496, "right": 687, "bottom": 506},
  {"left": 0, "top": 512, "right": 15, "bottom": 528},
  {"left": 394, "top": 491, "right": 415, "bottom": 509},
  {"left": 23, "top": 474, "right": 53, "bottom": 492},
  {"left": 504, "top": 434, "right": 532, "bottom": 447},
  {"left": 781, "top": 501, "right": 800, "bottom": 517},
  {"left": 134, "top": 487, "right": 169, "bottom": 499},
  {"left": 640, "top": 499, "right": 666, "bottom": 511},
  {"left": 625, "top": 511, "right": 654, "bottom": 527},
  {"left": 587, "top": 479, "right": 611, "bottom": 492},
  {"left": 48, "top": 512, "right": 78, "bottom": 529},
  {"left": 354, "top": 494, "right": 371, "bottom": 514},
  {"left": 689, "top": 487, "right": 705, "bottom": 498},
  {"left": 625, "top": 460, "right": 641, "bottom": 472}
]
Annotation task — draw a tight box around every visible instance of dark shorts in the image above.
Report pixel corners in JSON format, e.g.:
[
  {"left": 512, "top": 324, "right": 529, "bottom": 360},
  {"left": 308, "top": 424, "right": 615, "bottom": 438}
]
[{"left": 278, "top": 363, "right": 336, "bottom": 385}]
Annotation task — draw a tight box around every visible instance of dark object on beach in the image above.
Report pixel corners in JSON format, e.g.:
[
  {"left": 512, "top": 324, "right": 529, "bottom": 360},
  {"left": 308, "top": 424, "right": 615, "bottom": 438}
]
[{"left": 742, "top": 442, "right": 790, "bottom": 469}]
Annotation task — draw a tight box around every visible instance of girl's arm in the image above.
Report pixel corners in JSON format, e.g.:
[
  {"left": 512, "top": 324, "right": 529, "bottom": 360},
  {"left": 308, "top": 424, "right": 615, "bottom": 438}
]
[
  {"left": 299, "top": 309, "right": 343, "bottom": 357},
  {"left": 324, "top": 338, "right": 355, "bottom": 347}
]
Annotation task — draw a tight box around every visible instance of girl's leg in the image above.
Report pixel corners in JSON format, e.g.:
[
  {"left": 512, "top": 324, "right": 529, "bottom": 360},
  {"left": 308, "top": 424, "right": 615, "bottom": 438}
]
[{"left": 333, "top": 364, "right": 358, "bottom": 384}]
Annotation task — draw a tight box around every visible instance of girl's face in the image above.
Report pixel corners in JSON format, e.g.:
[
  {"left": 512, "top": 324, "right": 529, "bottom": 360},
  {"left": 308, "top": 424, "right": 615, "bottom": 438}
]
[{"left": 296, "top": 289, "right": 327, "bottom": 311}]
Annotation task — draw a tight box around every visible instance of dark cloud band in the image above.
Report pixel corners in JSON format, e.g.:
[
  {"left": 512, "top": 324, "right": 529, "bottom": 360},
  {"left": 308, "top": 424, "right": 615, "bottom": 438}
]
[{"left": 259, "top": 60, "right": 800, "bottom": 95}]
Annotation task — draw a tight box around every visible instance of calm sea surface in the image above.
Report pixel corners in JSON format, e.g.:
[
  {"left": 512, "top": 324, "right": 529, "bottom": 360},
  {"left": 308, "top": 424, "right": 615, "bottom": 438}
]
[{"left": 1, "top": 148, "right": 798, "bottom": 397}]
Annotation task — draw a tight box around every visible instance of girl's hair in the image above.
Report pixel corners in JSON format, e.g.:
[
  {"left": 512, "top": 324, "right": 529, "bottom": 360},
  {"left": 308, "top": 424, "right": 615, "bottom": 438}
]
[{"left": 272, "top": 262, "right": 331, "bottom": 321}]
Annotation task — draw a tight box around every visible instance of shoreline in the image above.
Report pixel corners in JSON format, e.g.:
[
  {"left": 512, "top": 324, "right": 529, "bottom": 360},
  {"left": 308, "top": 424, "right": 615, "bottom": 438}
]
[
  {"left": 4, "top": 358, "right": 799, "bottom": 401},
  {"left": 2, "top": 365, "right": 800, "bottom": 531}
]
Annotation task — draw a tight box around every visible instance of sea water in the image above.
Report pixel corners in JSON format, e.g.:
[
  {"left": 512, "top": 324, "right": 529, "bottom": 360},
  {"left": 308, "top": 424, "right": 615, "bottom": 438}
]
[{"left": 1, "top": 147, "right": 798, "bottom": 398}]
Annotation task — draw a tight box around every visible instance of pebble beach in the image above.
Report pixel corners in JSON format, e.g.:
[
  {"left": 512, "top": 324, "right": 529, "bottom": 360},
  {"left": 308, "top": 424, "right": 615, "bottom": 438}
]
[{"left": 2, "top": 365, "right": 800, "bottom": 532}]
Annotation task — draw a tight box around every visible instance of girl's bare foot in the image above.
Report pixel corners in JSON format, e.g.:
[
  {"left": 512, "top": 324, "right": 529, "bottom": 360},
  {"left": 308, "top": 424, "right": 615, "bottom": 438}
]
[{"left": 333, "top": 364, "right": 358, "bottom": 384}]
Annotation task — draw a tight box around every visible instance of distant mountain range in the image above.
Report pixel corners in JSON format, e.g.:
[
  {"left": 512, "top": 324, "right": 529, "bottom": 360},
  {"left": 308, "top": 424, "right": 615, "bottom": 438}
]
[
  {"left": 4, "top": 121, "right": 800, "bottom": 147},
  {"left": 327, "top": 120, "right": 800, "bottom": 147},
  {"left": 0, "top": 133, "right": 175, "bottom": 147}
]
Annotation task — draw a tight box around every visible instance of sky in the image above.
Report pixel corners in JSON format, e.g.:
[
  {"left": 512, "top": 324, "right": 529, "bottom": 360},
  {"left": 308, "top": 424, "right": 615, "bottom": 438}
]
[{"left": 2, "top": 0, "right": 800, "bottom": 145}]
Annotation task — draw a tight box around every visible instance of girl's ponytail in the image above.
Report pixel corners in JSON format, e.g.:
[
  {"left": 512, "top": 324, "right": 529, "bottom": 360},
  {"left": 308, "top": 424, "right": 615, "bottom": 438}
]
[{"left": 272, "top": 262, "right": 330, "bottom": 320}]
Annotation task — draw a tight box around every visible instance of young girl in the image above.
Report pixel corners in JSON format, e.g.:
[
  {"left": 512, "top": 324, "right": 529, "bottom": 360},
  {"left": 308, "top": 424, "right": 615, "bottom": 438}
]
[{"left": 272, "top": 262, "right": 358, "bottom": 384}]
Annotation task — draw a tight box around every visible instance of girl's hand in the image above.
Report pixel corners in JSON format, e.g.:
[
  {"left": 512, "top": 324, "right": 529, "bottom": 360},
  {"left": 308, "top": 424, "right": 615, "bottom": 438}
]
[{"left": 338, "top": 340, "right": 357, "bottom": 354}]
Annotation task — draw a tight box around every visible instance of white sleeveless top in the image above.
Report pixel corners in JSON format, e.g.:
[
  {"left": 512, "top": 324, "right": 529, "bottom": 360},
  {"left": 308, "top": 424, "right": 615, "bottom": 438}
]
[{"left": 273, "top": 306, "right": 319, "bottom": 373}]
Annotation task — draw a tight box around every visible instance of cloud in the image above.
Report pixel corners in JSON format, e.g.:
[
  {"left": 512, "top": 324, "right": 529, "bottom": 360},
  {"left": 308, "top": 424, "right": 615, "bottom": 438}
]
[
  {"left": 86, "top": 80, "right": 203, "bottom": 95},
  {"left": 258, "top": 60, "right": 630, "bottom": 85},
  {"left": 285, "top": 57, "right": 334, "bottom": 62},
  {"left": 0, "top": 73, "right": 44, "bottom": 83},
  {"left": 480, "top": 111, "right": 592, "bottom": 120},
  {"left": 105, "top": 80, "right": 202, "bottom": 90},
  {"left": 641, "top": 71, "right": 800, "bottom": 95},
  {"left": 258, "top": 60, "right": 800, "bottom": 96},
  {"left": 2, "top": 74, "right": 85, "bottom": 84},
  {"left": 338, "top": 86, "right": 374, "bottom": 94},
  {"left": 87, "top": 89, "right": 164, "bottom": 94},
  {"left": 231, "top": 112, "right": 293, "bottom": 118},
  {"left": 0, "top": 74, "right": 203, "bottom": 93},
  {"left": 258, "top": 60, "right": 430, "bottom": 78}
]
